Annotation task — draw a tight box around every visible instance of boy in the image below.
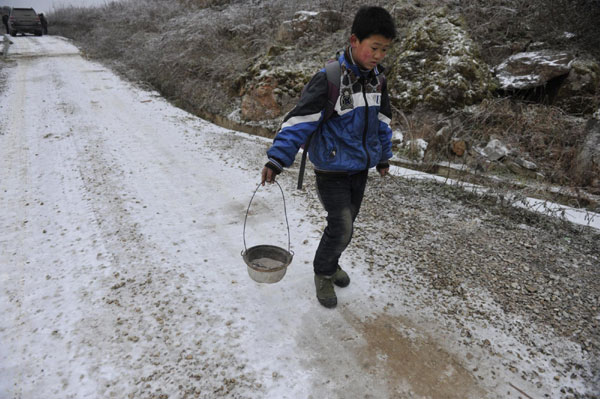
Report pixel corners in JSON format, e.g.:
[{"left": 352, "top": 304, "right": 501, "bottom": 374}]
[{"left": 261, "top": 6, "right": 396, "bottom": 308}]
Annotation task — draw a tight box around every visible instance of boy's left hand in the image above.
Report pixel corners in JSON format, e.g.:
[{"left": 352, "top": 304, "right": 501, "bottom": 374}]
[{"left": 378, "top": 167, "right": 389, "bottom": 177}]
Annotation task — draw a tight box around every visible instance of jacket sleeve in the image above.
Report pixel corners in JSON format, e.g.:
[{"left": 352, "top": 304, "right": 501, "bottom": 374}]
[
  {"left": 377, "top": 78, "right": 394, "bottom": 162},
  {"left": 266, "top": 71, "right": 328, "bottom": 168}
]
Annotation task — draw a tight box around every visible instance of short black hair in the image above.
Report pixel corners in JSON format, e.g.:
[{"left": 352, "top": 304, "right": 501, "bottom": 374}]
[{"left": 351, "top": 6, "right": 396, "bottom": 41}]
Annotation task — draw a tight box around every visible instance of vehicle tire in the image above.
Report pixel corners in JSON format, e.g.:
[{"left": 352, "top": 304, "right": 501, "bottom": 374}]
[
  {"left": 9, "top": 30, "right": 16, "bottom": 37},
  {"left": 35, "top": 30, "right": 42, "bottom": 36}
]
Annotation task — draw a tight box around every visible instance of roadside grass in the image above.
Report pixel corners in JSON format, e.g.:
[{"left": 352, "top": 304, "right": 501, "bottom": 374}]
[
  {"left": 49, "top": 0, "right": 368, "bottom": 117},
  {"left": 458, "top": 99, "right": 589, "bottom": 186}
]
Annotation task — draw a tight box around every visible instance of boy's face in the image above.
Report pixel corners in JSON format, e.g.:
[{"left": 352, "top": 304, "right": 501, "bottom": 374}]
[{"left": 350, "top": 34, "right": 392, "bottom": 71}]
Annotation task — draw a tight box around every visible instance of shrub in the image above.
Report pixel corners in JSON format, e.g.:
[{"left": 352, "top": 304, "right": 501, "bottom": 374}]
[
  {"left": 458, "top": 0, "right": 600, "bottom": 65},
  {"left": 457, "top": 98, "right": 588, "bottom": 186}
]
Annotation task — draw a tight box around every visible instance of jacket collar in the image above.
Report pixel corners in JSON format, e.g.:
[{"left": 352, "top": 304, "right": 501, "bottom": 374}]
[{"left": 341, "top": 46, "right": 385, "bottom": 77}]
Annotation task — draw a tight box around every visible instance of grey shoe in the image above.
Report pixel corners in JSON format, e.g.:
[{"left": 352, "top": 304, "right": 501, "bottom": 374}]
[
  {"left": 314, "top": 274, "right": 337, "bottom": 308},
  {"left": 333, "top": 266, "right": 350, "bottom": 287}
]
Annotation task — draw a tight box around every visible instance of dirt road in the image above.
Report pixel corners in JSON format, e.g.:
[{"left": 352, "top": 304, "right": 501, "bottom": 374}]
[{"left": 0, "top": 36, "right": 596, "bottom": 399}]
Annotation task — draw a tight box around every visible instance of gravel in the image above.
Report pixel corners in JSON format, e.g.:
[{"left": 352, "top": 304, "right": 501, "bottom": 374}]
[{"left": 298, "top": 170, "right": 599, "bottom": 398}]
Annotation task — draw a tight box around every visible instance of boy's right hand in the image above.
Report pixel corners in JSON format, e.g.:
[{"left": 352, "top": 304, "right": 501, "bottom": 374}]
[
  {"left": 261, "top": 166, "right": 276, "bottom": 185},
  {"left": 261, "top": 159, "right": 283, "bottom": 185}
]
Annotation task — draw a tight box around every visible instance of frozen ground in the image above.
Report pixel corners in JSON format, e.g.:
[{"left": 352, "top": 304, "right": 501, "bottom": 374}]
[{"left": 0, "top": 36, "right": 598, "bottom": 399}]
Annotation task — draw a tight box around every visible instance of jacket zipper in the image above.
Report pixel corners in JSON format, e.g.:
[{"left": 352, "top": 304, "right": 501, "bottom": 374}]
[{"left": 361, "top": 76, "right": 370, "bottom": 169}]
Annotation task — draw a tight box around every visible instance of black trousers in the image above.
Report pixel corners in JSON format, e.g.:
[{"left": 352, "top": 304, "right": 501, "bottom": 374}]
[{"left": 313, "top": 170, "right": 368, "bottom": 276}]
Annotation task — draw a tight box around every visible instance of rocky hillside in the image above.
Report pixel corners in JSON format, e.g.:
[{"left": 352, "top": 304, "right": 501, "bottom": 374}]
[{"left": 48, "top": 0, "right": 600, "bottom": 205}]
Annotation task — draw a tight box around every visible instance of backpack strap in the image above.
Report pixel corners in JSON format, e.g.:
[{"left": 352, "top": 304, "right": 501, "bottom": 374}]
[
  {"left": 297, "top": 60, "right": 341, "bottom": 190},
  {"left": 323, "top": 60, "right": 341, "bottom": 120},
  {"left": 377, "top": 70, "right": 387, "bottom": 96}
]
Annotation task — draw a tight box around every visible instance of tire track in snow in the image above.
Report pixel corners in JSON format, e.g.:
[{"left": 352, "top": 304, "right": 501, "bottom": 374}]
[
  {"left": 1, "top": 38, "right": 261, "bottom": 399},
  {"left": 54, "top": 55, "right": 262, "bottom": 397},
  {"left": 0, "top": 55, "right": 33, "bottom": 399}
]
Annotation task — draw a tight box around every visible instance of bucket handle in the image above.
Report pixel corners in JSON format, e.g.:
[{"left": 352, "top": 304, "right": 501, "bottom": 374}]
[{"left": 243, "top": 181, "right": 292, "bottom": 254}]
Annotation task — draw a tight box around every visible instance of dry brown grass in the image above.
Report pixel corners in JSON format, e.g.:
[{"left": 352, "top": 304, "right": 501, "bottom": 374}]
[
  {"left": 457, "top": 0, "right": 600, "bottom": 65},
  {"left": 48, "top": 0, "right": 599, "bottom": 194},
  {"left": 392, "top": 96, "right": 592, "bottom": 191},
  {"left": 48, "top": 0, "right": 370, "bottom": 118},
  {"left": 457, "top": 99, "right": 588, "bottom": 185}
]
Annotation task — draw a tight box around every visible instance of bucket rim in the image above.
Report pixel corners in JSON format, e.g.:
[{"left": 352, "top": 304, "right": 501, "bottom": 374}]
[{"left": 242, "top": 244, "right": 294, "bottom": 273}]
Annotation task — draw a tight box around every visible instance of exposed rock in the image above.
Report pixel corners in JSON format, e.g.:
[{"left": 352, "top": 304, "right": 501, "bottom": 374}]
[
  {"left": 505, "top": 159, "right": 540, "bottom": 179},
  {"left": 494, "top": 50, "right": 574, "bottom": 90},
  {"left": 554, "top": 59, "right": 600, "bottom": 115},
  {"left": 482, "top": 139, "right": 509, "bottom": 161},
  {"left": 451, "top": 140, "right": 467, "bottom": 157},
  {"left": 238, "top": 50, "right": 316, "bottom": 121},
  {"left": 390, "top": 9, "right": 497, "bottom": 112},
  {"left": 276, "top": 10, "right": 343, "bottom": 43},
  {"left": 513, "top": 157, "right": 538, "bottom": 171},
  {"left": 240, "top": 80, "right": 281, "bottom": 121}
]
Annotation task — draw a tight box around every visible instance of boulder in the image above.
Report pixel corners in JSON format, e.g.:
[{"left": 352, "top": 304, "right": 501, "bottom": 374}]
[
  {"left": 494, "top": 50, "right": 574, "bottom": 90},
  {"left": 482, "top": 139, "right": 509, "bottom": 161},
  {"left": 390, "top": 10, "right": 497, "bottom": 112},
  {"left": 276, "top": 10, "right": 343, "bottom": 43},
  {"left": 554, "top": 59, "right": 600, "bottom": 115}
]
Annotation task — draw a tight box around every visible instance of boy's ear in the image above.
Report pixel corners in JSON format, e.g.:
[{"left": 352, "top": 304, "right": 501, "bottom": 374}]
[{"left": 350, "top": 34, "right": 360, "bottom": 49}]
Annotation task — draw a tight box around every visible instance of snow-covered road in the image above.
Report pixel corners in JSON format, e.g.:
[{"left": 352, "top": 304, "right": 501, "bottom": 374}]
[{"left": 0, "top": 36, "right": 593, "bottom": 398}]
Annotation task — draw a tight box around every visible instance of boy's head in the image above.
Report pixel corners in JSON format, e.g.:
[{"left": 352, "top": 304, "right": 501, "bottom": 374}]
[
  {"left": 349, "top": 6, "right": 396, "bottom": 70},
  {"left": 351, "top": 6, "right": 397, "bottom": 42}
]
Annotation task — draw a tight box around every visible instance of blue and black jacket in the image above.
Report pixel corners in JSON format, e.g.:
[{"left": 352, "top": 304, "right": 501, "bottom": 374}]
[{"left": 267, "top": 47, "right": 393, "bottom": 174}]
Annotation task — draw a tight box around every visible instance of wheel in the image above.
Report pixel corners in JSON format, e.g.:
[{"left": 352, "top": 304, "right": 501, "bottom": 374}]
[
  {"left": 35, "top": 30, "right": 42, "bottom": 36},
  {"left": 9, "top": 30, "right": 16, "bottom": 37}
]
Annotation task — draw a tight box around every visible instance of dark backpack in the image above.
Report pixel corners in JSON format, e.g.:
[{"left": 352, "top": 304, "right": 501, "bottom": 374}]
[{"left": 297, "top": 60, "right": 341, "bottom": 189}]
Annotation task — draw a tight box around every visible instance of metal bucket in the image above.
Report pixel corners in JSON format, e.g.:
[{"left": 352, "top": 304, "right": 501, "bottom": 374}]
[{"left": 242, "top": 182, "right": 294, "bottom": 284}]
